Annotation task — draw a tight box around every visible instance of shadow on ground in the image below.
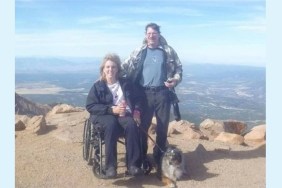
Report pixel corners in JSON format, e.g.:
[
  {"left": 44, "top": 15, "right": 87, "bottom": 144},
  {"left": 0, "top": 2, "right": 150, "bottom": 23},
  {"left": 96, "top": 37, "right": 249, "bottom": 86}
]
[
  {"left": 184, "top": 143, "right": 265, "bottom": 181},
  {"left": 100, "top": 143, "right": 265, "bottom": 187}
]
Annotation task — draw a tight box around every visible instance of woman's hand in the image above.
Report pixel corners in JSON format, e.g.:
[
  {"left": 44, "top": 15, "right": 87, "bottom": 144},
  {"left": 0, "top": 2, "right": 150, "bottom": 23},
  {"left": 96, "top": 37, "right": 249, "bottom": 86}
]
[{"left": 112, "top": 105, "right": 126, "bottom": 115}]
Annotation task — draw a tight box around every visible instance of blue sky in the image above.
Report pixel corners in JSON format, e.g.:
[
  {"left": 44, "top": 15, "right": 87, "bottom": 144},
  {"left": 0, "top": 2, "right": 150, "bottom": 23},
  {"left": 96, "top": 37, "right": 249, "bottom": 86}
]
[{"left": 16, "top": 0, "right": 265, "bottom": 66}]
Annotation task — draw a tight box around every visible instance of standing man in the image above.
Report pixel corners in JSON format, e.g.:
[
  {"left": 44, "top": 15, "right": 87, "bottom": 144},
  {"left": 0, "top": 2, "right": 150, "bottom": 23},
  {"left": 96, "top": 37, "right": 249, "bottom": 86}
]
[{"left": 121, "top": 23, "right": 182, "bottom": 177}]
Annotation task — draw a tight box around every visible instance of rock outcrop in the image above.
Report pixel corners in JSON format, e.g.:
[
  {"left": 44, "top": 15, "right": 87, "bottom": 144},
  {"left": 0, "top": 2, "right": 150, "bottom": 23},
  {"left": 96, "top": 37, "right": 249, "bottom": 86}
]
[
  {"left": 214, "top": 132, "right": 244, "bottom": 145},
  {"left": 199, "top": 119, "right": 247, "bottom": 140},
  {"left": 47, "top": 104, "right": 84, "bottom": 115},
  {"left": 25, "top": 115, "right": 47, "bottom": 134},
  {"left": 244, "top": 124, "right": 266, "bottom": 146},
  {"left": 14, "top": 95, "right": 265, "bottom": 148},
  {"left": 15, "top": 119, "right": 26, "bottom": 131},
  {"left": 168, "top": 120, "right": 209, "bottom": 140},
  {"left": 15, "top": 115, "right": 47, "bottom": 134},
  {"left": 145, "top": 117, "right": 265, "bottom": 146},
  {"left": 15, "top": 93, "right": 51, "bottom": 116}
]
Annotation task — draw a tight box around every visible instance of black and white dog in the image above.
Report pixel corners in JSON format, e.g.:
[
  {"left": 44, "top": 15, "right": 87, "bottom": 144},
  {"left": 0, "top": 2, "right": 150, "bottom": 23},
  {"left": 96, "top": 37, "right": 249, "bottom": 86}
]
[{"left": 161, "top": 146, "right": 186, "bottom": 188}]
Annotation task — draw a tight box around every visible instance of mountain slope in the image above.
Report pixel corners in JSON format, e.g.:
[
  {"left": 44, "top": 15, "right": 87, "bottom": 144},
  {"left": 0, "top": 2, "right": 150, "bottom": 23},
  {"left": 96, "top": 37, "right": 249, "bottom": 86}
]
[{"left": 15, "top": 93, "right": 51, "bottom": 116}]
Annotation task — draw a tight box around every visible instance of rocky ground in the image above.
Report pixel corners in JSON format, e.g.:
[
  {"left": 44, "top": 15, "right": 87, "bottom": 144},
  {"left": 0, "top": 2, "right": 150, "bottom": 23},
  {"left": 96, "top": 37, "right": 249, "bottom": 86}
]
[{"left": 15, "top": 111, "right": 265, "bottom": 188}]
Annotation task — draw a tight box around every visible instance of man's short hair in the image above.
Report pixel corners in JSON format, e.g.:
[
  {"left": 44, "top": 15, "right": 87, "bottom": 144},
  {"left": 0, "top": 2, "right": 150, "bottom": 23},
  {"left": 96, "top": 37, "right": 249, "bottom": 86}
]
[{"left": 145, "top": 23, "right": 161, "bottom": 33}]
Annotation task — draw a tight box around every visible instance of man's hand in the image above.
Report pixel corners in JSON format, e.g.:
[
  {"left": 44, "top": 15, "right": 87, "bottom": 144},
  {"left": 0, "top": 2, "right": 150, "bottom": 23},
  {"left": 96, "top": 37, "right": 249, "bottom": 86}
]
[{"left": 164, "top": 78, "right": 177, "bottom": 88}]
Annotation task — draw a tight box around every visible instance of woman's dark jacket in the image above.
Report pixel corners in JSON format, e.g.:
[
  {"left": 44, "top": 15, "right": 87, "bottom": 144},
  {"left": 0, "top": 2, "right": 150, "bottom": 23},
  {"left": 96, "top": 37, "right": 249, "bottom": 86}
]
[{"left": 86, "top": 78, "right": 142, "bottom": 120}]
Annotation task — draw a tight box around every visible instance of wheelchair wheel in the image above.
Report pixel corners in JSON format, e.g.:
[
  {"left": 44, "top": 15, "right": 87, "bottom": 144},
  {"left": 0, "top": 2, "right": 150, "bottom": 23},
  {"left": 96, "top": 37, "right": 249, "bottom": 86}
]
[
  {"left": 92, "top": 147, "right": 107, "bottom": 179},
  {"left": 92, "top": 158, "right": 103, "bottom": 178},
  {"left": 87, "top": 145, "right": 93, "bottom": 165},
  {"left": 83, "top": 119, "right": 91, "bottom": 161}
]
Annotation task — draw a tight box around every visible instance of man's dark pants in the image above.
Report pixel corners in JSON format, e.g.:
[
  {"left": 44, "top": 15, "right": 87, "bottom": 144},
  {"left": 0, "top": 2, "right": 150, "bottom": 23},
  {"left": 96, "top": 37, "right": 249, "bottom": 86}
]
[{"left": 140, "top": 87, "right": 171, "bottom": 165}]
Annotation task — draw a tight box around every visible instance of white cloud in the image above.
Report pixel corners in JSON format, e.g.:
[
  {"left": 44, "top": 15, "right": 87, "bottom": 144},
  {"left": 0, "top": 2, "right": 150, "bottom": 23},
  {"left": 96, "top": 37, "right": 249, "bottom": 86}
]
[
  {"left": 78, "top": 16, "right": 114, "bottom": 25},
  {"left": 15, "top": 0, "right": 265, "bottom": 67},
  {"left": 16, "top": 29, "right": 141, "bottom": 58},
  {"left": 231, "top": 17, "right": 266, "bottom": 32},
  {"left": 123, "top": 6, "right": 202, "bottom": 17},
  {"left": 16, "top": 0, "right": 34, "bottom": 2},
  {"left": 16, "top": 28, "right": 265, "bottom": 67},
  {"left": 179, "top": 43, "right": 266, "bottom": 66},
  {"left": 234, "top": 25, "right": 265, "bottom": 32},
  {"left": 182, "top": 16, "right": 266, "bottom": 33}
]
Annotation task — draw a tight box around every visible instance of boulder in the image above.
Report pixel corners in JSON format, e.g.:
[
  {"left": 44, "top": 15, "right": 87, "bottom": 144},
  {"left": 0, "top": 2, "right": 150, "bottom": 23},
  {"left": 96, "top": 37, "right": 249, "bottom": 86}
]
[
  {"left": 200, "top": 119, "right": 247, "bottom": 140},
  {"left": 15, "top": 119, "right": 26, "bottom": 131},
  {"left": 168, "top": 120, "right": 208, "bottom": 140},
  {"left": 48, "top": 104, "right": 84, "bottom": 115},
  {"left": 244, "top": 124, "right": 266, "bottom": 146},
  {"left": 182, "top": 127, "right": 209, "bottom": 140},
  {"left": 214, "top": 132, "right": 244, "bottom": 145},
  {"left": 26, "top": 115, "right": 47, "bottom": 134},
  {"left": 15, "top": 115, "right": 31, "bottom": 125},
  {"left": 168, "top": 120, "right": 195, "bottom": 133}
]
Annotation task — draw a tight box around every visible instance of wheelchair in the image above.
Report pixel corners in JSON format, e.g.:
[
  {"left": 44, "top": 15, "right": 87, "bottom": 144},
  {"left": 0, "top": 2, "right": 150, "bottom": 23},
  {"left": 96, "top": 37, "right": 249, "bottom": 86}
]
[{"left": 82, "top": 118, "right": 152, "bottom": 179}]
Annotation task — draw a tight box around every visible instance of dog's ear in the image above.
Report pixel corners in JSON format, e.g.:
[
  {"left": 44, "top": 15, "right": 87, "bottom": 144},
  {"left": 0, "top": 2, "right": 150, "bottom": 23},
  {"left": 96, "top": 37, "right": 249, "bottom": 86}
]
[
  {"left": 166, "top": 146, "right": 172, "bottom": 152},
  {"left": 164, "top": 146, "right": 173, "bottom": 158},
  {"left": 166, "top": 145, "right": 176, "bottom": 152}
]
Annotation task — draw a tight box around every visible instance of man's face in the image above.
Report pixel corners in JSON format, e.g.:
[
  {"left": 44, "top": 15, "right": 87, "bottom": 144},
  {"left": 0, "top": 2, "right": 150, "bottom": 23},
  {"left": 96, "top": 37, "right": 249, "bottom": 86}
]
[{"left": 145, "top": 27, "right": 160, "bottom": 48}]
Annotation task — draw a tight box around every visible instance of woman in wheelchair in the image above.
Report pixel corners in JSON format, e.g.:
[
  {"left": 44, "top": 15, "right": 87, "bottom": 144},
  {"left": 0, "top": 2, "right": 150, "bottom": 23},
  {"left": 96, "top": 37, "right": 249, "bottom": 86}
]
[{"left": 86, "top": 53, "right": 144, "bottom": 178}]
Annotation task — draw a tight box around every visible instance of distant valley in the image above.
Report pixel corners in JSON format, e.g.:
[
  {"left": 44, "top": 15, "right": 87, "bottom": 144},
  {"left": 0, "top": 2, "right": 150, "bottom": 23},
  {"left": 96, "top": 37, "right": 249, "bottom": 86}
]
[{"left": 15, "top": 57, "right": 266, "bottom": 127}]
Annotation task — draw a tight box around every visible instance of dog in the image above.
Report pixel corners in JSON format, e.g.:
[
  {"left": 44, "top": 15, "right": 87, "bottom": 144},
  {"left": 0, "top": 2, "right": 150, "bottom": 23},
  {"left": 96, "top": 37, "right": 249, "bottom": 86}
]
[{"left": 161, "top": 145, "right": 186, "bottom": 188}]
